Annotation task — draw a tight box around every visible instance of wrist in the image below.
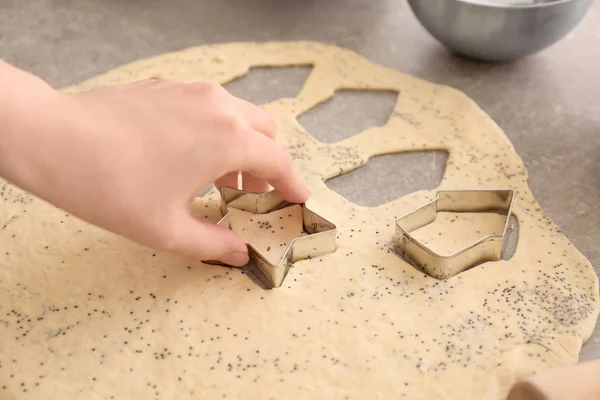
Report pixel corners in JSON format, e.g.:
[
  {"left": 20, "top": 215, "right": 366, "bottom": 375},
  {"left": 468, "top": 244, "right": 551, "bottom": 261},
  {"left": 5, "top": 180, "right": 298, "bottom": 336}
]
[{"left": 0, "top": 61, "right": 67, "bottom": 191}]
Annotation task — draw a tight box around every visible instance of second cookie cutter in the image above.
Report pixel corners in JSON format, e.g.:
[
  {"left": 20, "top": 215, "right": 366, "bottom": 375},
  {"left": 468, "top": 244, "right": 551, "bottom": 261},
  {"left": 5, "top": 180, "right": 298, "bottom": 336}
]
[
  {"left": 394, "top": 189, "right": 516, "bottom": 280},
  {"left": 209, "top": 187, "right": 337, "bottom": 289}
]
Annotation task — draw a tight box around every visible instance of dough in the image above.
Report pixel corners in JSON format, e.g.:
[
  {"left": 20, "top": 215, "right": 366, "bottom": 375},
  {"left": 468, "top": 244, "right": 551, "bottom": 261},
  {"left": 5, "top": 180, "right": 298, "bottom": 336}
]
[
  {"left": 227, "top": 205, "right": 306, "bottom": 265},
  {"left": 0, "top": 42, "right": 598, "bottom": 400},
  {"left": 411, "top": 211, "right": 507, "bottom": 257}
]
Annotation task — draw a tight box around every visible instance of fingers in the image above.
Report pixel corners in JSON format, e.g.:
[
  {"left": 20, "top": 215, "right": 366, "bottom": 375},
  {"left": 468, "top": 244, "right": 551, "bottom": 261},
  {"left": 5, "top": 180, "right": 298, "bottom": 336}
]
[
  {"left": 218, "top": 96, "right": 279, "bottom": 193},
  {"left": 214, "top": 171, "right": 269, "bottom": 193},
  {"left": 142, "top": 80, "right": 304, "bottom": 203},
  {"left": 112, "top": 78, "right": 189, "bottom": 92},
  {"left": 215, "top": 171, "right": 239, "bottom": 189},
  {"left": 234, "top": 130, "right": 309, "bottom": 203},
  {"left": 235, "top": 98, "right": 277, "bottom": 139},
  {"left": 232, "top": 100, "right": 307, "bottom": 199},
  {"left": 241, "top": 171, "right": 269, "bottom": 193},
  {"left": 215, "top": 171, "right": 270, "bottom": 193},
  {"left": 165, "top": 213, "right": 249, "bottom": 266}
]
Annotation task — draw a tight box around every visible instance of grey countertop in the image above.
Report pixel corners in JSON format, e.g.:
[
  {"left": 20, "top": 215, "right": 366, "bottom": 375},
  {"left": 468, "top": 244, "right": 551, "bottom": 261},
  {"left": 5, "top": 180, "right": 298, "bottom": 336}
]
[{"left": 1, "top": 0, "right": 599, "bottom": 360}]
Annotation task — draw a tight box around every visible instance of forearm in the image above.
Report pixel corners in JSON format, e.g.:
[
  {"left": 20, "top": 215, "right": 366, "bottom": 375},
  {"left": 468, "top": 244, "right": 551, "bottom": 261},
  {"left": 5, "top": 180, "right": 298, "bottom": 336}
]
[{"left": 0, "top": 60, "right": 65, "bottom": 191}]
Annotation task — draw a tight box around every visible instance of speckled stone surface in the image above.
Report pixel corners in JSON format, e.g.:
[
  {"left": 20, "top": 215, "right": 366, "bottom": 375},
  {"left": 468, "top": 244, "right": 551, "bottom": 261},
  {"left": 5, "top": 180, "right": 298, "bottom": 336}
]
[{"left": 0, "top": 0, "right": 599, "bottom": 361}]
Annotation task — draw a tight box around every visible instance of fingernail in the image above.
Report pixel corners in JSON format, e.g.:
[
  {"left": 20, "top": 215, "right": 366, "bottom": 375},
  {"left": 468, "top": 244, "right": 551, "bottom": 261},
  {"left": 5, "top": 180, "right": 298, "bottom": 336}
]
[{"left": 222, "top": 250, "right": 249, "bottom": 267}]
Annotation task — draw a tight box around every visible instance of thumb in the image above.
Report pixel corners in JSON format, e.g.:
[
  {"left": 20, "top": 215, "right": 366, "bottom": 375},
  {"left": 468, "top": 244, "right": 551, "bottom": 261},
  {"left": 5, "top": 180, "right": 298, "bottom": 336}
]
[{"left": 167, "top": 215, "right": 249, "bottom": 266}]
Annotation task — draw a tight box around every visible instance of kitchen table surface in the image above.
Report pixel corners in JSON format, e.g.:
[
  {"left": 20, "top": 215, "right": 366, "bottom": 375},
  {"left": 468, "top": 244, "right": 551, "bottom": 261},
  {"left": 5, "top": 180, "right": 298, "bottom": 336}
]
[{"left": 1, "top": 0, "right": 599, "bottom": 361}]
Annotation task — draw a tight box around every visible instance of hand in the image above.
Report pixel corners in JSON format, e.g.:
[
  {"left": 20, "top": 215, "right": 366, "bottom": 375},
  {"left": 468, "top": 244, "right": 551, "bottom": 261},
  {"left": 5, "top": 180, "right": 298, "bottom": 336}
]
[{"left": 0, "top": 64, "right": 309, "bottom": 266}]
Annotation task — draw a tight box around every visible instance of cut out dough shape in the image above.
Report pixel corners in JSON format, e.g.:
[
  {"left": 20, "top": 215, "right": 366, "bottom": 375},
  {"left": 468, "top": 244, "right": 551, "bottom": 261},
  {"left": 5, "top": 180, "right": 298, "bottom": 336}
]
[
  {"left": 0, "top": 42, "right": 598, "bottom": 400},
  {"left": 227, "top": 205, "right": 306, "bottom": 265},
  {"left": 411, "top": 212, "right": 507, "bottom": 256}
]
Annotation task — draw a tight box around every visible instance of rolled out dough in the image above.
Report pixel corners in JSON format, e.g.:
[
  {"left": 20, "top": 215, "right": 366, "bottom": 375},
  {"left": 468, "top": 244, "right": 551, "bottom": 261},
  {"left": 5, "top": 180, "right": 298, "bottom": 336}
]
[
  {"left": 227, "top": 205, "right": 306, "bottom": 265},
  {"left": 0, "top": 42, "right": 598, "bottom": 400}
]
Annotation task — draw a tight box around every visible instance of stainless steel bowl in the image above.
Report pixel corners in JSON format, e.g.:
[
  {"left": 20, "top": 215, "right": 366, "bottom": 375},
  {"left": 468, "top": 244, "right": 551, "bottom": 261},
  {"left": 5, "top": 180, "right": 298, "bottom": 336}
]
[{"left": 407, "top": 0, "right": 593, "bottom": 61}]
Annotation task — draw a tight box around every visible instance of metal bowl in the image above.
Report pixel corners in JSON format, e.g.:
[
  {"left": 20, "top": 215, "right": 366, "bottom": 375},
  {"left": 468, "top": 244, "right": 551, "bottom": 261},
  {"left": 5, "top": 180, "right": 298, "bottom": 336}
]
[{"left": 407, "top": 0, "right": 593, "bottom": 62}]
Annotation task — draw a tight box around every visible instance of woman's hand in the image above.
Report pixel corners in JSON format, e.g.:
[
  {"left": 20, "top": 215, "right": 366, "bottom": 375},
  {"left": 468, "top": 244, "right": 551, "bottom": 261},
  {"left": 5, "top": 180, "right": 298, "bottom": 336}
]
[{"left": 0, "top": 62, "right": 309, "bottom": 266}]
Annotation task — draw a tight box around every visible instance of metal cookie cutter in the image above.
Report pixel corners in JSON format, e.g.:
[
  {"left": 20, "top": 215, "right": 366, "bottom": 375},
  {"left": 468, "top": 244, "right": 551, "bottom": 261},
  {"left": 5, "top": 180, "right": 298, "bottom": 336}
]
[
  {"left": 207, "top": 187, "right": 337, "bottom": 289},
  {"left": 394, "top": 189, "right": 516, "bottom": 280}
]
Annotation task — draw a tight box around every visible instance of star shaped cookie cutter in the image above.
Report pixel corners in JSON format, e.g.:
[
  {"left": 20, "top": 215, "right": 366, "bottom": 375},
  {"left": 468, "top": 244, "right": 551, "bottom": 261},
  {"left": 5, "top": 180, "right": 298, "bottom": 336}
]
[
  {"left": 207, "top": 187, "right": 337, "bottom": 289},
  {"left": 393, "top": 189, "right": 516, "bottom": 280}
]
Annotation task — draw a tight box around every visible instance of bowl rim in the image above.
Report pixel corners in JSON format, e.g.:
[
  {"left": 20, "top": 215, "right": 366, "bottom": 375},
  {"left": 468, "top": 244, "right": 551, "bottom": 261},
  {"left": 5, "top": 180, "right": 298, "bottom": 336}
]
[{"left": 454, "top": 0, "right": 584, "bottom": 9}]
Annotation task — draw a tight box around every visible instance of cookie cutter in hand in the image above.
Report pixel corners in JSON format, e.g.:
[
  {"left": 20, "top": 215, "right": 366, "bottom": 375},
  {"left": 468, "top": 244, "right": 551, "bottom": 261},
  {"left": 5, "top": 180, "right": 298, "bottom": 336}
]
[
  {"left": 206, "top": 187, "right": 337, "bottom": 289},
  {"left": 393, "top": 189, "right": 516, "bottom": 280}
]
